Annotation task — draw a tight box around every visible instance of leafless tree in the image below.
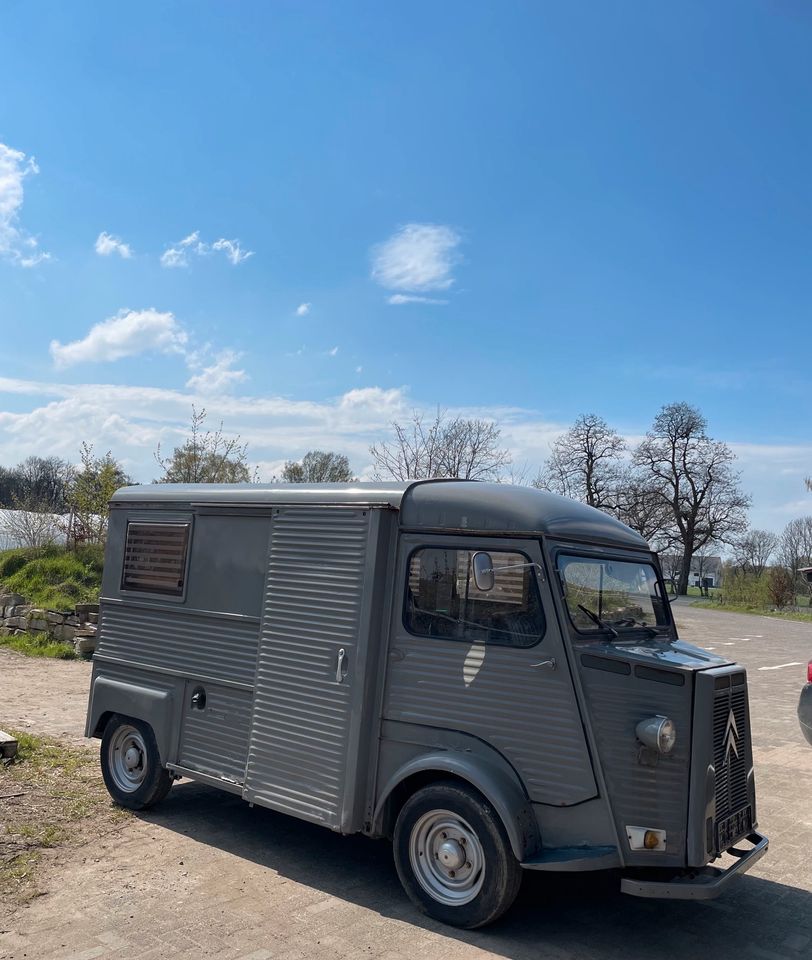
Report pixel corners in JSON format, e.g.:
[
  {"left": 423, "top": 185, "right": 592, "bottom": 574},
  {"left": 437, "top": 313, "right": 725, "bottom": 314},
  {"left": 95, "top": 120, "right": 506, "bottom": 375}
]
[
  {"left": 370, "top": 409, "right": 510, "bottom": 481},
  {"left": 154, "top": 406, "right": 257, "bottom": 483},
  {"left": 0, "top": 496, "right": 63, "bottom": 548},
  {"left": 534, "top": 414, "right": 625, "bottom": 510},
  {"left": 612, "top": 469, "right": 673, "bottom": 546},
  {"left": 281, "top": 451, "right": 354, "bottom": 483},
  {"left": 779, "top": 516, "right": 812, "bottom": 601},
  {"left": 732, "top": 528, "right": 779, "bottom": 578},
  {"left": 659, "top": 551, "right": 683, "bottom": 593},
  {"left": 633, "top": 402, "right": 750, "bottom": 595}
]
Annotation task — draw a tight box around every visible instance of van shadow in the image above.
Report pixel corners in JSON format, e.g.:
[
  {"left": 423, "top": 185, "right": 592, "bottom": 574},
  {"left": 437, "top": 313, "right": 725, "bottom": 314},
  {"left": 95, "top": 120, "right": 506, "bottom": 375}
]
[{"left": 139, "top": 781, "right": 811, "bottom": 959}]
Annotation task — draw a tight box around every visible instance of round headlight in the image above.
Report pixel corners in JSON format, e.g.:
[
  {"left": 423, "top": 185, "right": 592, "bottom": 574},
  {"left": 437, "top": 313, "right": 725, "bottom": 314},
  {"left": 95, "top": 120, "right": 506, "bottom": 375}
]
[{"left": 636, "top": 716, "right": 677, "bottom": 755}]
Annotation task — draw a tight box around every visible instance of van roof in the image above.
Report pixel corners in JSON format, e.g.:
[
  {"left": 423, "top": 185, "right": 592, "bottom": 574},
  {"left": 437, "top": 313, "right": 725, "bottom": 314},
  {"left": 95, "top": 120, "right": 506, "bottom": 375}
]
[{"left": 111, "top": 480, "right": 649, "bottom": 549}]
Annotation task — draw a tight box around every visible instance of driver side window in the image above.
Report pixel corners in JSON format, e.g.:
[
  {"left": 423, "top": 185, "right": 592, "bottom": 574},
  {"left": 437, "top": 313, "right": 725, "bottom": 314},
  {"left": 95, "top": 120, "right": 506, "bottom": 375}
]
[{"left": 404, "top": 547, "right": 545, "bottom": 647}]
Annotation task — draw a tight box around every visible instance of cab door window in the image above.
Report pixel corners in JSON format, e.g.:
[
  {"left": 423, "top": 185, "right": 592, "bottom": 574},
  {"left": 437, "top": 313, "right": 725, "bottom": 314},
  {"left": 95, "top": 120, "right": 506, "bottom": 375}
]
[{"left": 404, "top": 548, "right": 545, "bottom": 647}]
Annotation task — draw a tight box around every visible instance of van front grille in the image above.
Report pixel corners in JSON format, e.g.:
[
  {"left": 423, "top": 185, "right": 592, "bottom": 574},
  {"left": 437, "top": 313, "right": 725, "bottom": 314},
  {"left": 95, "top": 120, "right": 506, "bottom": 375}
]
[{"left": 712, "top": 674, "right": 750, "bottom": 844}]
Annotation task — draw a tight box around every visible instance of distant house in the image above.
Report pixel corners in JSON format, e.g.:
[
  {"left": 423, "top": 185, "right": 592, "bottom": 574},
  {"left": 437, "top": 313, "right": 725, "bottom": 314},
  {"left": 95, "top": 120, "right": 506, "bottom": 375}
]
[{"left": 660, "top": 554, "right": 723, "bottom": 588}]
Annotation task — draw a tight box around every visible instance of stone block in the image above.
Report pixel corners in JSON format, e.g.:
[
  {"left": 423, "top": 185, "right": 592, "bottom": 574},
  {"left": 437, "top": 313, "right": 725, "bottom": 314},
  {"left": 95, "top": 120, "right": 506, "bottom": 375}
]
[
  {"left": 10, "top": 605, "right": 32, "bottom": 617},
  {"left": 52, "top": 623, "right": 76, "bottom": 642},
  {"left": 3, "top": 616, "right": 26, "bottom": 629},
  {"left": 0, "top": 592, "right": 25, "bottom": 608},
  {"left": 75, "top": 603, "right": 100, "bottom": 616},
  {"left": 88, "top": 612, "right": 99, "bottom": 624},
  {"left": 74, "top": 635, "right": 97, "bottom": 656},
  {"left": 45, "top": 611, "right": 65, "bottom": 624},
  {"left": 0, "top": 626, "right": 12, "bottom": 636},
  {"left": 26, "top": 619, "right": 48, "bottom": 632}
]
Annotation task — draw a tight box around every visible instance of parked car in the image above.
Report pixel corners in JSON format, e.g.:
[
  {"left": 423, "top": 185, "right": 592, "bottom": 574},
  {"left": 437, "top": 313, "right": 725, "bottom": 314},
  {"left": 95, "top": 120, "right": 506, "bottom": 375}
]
[
  {"left": 86, "top": 480, "right": 768, "bottom": 928},
  {"left": 798, "top": 661, "right": 812, "bottom": 745}
]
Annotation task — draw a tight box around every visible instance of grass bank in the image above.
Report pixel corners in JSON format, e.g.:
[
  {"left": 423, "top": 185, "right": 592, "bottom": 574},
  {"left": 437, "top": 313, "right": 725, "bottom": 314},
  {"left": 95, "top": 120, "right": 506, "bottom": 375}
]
[
  {"left": 0, "top": 544, "right": 103, "bottom": 610},
  {"left": 0, "top": 729, "right": 125, "bottom": 915},
  {"left": 0, "top": 631, "right": 77, "bottom": 659},
  {"left": 692, "top": 600, "right": 812, "bottom": 623}
]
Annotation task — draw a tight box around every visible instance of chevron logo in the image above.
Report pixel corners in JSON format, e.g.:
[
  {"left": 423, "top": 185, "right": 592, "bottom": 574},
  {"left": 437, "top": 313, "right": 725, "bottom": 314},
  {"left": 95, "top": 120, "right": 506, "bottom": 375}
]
[{"left": 723, "top": 709, "right": 740, "bottom": 763}]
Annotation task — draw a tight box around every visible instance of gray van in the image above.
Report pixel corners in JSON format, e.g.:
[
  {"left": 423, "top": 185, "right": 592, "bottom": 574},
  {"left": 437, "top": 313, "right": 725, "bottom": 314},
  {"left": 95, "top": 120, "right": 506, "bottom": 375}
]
[{"left": 85, "top": 480, "right": 767, "bottom": 928}]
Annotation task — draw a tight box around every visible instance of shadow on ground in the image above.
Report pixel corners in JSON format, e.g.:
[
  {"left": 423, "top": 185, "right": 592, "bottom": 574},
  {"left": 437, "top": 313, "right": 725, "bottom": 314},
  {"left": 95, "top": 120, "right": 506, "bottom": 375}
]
[{"left": 138, "top": 781, "right": 812, "bottom": 960}]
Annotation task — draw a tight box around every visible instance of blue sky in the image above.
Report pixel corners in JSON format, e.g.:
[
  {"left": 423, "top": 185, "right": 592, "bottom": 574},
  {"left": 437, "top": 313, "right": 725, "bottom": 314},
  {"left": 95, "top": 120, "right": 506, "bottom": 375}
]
[{"left": 1, "top": 1, "right": 810, "bottom": 532}]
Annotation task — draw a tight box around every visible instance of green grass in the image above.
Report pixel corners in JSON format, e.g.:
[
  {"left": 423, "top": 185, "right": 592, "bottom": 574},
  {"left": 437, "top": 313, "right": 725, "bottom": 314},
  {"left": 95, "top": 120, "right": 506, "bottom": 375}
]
[
  {"left": 0, "top": 544, "right": 103, "bottom": 610},
  {"left": 0, "top": 631, "right": 76, "bottom": 659},
  {"left": 0, "top": 729, "right": 126, "bottom": 910},
  {"left": 692, "top": 600, "right": 812, "bottom": 623}
]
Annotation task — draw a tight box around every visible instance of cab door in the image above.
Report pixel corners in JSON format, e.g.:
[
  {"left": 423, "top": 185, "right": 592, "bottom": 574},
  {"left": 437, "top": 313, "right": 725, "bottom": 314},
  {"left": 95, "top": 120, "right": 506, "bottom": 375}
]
[{"left": 382, "top": 534, "right": 597, "bottom": 806}]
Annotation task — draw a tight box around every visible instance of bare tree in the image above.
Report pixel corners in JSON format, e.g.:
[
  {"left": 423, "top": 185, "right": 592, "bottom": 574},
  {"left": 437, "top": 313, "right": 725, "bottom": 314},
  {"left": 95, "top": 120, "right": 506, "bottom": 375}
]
[
  {"left": 0, "top": 496, "right": 63, "bottom": 548},
  {"left": 659, "top": 551, "right": 683, "bottom": 593},
  {"left": 534, "top": 414, "right": 625, "bottom": 510},
  {"left": 634, "top": 402, "right": 750, "bottom": 595},
  {"left": 154, "top": 407, "right": 256, "bottom": 483},
  {"left": 778, "top": 516, "right": 812, "bottom": 601},
  {"left": 613, "top": 469, "right": 673, "bottom": 545},
  {"left": 732, "top": 528, "right": 779, "bottom": 578},
  {"left": 281, "top": 451, "right": 354, "bottom": 483},
  {"left": 370, "top": 409, "right": 510, "bottom": 481}
]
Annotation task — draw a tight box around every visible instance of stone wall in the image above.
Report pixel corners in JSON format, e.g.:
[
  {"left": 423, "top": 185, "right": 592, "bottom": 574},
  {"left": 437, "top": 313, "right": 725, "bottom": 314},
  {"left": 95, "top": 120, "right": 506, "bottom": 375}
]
[{"left": 0, "top": 592, "right": 98, "bottom": 656}]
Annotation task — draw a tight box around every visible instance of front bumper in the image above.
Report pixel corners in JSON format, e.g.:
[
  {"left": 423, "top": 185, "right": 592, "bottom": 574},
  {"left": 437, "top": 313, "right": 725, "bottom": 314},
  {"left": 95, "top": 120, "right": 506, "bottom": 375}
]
[
  {"left": 620, "top": 831, "right": 768, "bottom": 900},
  {"left": 798, "top": 683, "right": 812, "bottom": 746}
]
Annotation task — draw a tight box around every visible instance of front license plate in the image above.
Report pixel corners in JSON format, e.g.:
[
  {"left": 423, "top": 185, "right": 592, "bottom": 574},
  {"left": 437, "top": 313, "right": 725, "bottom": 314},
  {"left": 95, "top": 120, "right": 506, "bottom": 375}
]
[{"left": 716, "top": 806, "right": 752, "bottom": 851}]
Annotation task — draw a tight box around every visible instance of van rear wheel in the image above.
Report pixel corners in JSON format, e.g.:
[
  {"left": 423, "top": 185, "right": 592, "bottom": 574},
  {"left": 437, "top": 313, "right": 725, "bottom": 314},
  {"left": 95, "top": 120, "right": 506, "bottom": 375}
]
[
  {"left": 100, "top": 714, "right": 173, "bottom": 810},
  {"left": 393, "top": 780, "right": 522, "bottom": 928}
]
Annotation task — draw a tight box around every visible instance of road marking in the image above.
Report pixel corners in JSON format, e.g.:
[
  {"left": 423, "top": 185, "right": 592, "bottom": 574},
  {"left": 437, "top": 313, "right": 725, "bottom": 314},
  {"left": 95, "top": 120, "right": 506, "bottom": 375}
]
[{"left": 757, "top": 662, "right": 803, "bottom": 672}]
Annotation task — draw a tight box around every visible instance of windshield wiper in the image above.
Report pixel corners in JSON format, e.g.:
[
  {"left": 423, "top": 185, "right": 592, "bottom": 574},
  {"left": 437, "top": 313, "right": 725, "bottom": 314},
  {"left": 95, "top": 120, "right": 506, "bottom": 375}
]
[
  {"left": 577, "top": 604, "right": 619, "bottom": 639},
  {"left": 610, "top": 617, "right": 659, "bottom": 639}
]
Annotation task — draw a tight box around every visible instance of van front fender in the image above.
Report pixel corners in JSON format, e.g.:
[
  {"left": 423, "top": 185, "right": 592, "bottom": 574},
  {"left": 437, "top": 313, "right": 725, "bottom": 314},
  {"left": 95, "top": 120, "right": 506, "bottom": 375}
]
[{"left": 372, "top": 751, "right": 540, "bottom": 861}]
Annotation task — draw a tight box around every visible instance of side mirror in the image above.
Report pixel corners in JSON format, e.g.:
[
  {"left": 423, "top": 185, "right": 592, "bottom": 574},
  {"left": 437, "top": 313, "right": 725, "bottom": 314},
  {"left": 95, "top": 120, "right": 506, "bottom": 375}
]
[{"left": 471, "top": 552, "right": 495, "bottom": 592}]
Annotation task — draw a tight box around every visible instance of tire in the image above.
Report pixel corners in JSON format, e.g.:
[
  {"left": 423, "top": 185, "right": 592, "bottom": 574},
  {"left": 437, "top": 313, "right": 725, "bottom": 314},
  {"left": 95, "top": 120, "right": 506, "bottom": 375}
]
[
  {"left": 393, "top": 780, "right": 523, "bottom": 929},
  {"left": 100, "top": 714, "right": 173, "bottom": 810}
]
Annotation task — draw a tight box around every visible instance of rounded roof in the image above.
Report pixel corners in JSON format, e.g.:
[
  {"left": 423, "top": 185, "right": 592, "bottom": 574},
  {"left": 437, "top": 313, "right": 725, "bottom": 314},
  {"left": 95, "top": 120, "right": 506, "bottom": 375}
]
[{"left": 111, "top": 479, "right": 648, "bottom": 549}]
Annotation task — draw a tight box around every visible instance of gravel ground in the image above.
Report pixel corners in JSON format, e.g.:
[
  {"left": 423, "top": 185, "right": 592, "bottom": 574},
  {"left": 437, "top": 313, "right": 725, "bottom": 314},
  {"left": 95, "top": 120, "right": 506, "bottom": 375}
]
[{"left": 1, "top": 606, "right": 811, "bottom": 960}]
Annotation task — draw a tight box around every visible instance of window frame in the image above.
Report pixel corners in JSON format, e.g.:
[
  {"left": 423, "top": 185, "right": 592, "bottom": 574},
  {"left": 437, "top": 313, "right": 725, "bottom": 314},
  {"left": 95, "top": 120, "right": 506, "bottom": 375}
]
[
  {"left": 554, "top": 548, "right": 673, "bottom": 638},
  {"left": 402, "top": 543, "right": 547, "bottom": 648},
  {"left": 120, "top": 518, "right": 193, "bottom": 602}
]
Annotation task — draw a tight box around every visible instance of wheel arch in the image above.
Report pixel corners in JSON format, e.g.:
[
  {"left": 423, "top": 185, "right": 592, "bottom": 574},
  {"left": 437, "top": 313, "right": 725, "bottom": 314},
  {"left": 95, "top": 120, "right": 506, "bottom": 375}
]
[
  {"left": 86, "top": 676, "right": 175, "bottom": 765},
  {"left": 372, "top": 752, "right": 540, "bottom": 861}
]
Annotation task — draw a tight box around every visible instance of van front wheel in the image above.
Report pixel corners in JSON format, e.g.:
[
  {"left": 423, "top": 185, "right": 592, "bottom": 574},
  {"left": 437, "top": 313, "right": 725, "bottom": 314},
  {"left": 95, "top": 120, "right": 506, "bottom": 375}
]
[
  {"left": 393, "top": 781, "right": 522, "bottom": 928},
  {"left": 100, "top": 714, "right": 173, "bottom": 810}
]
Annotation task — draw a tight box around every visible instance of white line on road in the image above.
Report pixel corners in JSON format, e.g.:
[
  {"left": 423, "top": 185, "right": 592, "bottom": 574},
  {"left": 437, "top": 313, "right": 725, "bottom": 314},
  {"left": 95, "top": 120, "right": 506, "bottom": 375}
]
[{"left": 757, "top": 662, "right": 803, "bottom": 672}]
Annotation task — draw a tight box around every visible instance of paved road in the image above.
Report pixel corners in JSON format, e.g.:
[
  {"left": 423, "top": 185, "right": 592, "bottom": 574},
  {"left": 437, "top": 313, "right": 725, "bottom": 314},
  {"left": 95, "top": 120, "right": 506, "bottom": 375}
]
[{"left": 2, "top": 606, "right": 812, "bottom": 960}]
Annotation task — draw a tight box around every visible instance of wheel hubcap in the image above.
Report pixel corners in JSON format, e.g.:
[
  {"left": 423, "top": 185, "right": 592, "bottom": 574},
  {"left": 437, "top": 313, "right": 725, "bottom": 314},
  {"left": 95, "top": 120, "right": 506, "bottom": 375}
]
[
  {"left": 409, "top": 809, "right": 485, "bottom": 906},
  {"left": 108, "top": 725, "right": 148, "bottom": 793}
]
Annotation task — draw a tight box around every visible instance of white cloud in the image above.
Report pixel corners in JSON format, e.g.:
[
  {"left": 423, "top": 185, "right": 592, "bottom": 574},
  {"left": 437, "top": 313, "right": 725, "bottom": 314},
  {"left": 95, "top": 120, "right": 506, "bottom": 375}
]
[
  {"left": 212, "top": 238, "right": 253, "bottom": 265},
  {"left": 95, "top": 231, "right": 133, "bottom": 259},
  {"left": 296, "top": 302, "right": 311, "bottom": 317},
  {"left": 0, "top": 142, "right": 51, "bottom": 267},
  {"left": 161, "top": 230, "right": 253, "bottom": 268},
  {"left": 356, "top": 366, "right": 363, "bottom": 374},
  {"left": 387, "top": 294, "right": 448, "bottom": 306},
  {"left": 328, "top": 346, "right": 339, "bottom": 357},
  {"left": 372, "top": 223, "right": 460, "bottom": 298},
  {"left": 185, "top": 348, "right": 248, "bottom": 395},
  {"left": 50, "top": 309, "right": 188, "bottom": 368}
]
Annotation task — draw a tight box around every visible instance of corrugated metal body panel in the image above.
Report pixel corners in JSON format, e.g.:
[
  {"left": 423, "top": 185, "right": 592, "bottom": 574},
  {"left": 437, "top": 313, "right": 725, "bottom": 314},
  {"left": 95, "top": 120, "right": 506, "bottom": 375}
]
[
  {"left": 384, "top": 636, "right": 597, "bottom": 805},
  {"left": 578, "top": 663, "right": 692, "bottom": 865},
  {"left": 178, "top": 685, "right": 253, "bottom": 783},
  {"left": 98, "top": 602, "right": 259, "bottom": 686},
  {"left": 245, "top": 506, "right": 372, "bottom": 828}
]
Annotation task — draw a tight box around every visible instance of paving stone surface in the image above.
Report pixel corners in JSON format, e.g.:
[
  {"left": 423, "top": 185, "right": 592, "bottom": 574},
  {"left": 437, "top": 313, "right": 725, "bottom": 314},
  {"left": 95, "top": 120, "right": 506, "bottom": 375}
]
[{"left": 1, "top": 606, "right": 811, "bottom": 960}]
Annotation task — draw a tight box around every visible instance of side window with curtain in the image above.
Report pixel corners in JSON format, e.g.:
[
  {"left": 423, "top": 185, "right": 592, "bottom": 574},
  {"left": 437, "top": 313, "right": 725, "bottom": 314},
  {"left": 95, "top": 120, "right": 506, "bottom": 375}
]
[{"left": 404, "top": 548, "right": 545, "bottom": 647}]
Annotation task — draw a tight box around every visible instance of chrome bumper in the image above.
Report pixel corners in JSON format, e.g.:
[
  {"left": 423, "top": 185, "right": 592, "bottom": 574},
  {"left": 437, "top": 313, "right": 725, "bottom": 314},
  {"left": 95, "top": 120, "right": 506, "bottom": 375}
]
[{"left": 620, "top": 831, "right": 768, "bottom": 900}]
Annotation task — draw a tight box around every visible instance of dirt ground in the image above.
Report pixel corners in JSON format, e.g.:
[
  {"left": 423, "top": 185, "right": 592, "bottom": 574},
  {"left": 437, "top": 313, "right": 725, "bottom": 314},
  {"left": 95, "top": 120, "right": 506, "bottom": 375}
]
[{"left": 1, "top": 607, "right": 812, "bottom": 960}]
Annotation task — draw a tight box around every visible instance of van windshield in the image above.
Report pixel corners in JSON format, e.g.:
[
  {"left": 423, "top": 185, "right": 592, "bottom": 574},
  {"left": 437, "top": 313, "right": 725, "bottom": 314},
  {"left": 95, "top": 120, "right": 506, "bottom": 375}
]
[{"left": 558, "top": 555, "right": 670, "bottom": 634}]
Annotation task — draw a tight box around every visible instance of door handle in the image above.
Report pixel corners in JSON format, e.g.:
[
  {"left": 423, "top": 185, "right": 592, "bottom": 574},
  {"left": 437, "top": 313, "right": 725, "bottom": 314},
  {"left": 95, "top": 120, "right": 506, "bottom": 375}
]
[
  {"left": 530, "top": 658, "right": 556, "bottom": 671},
  {"left": 336, "top": 648, "right": 346, "bottom": 683}
]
